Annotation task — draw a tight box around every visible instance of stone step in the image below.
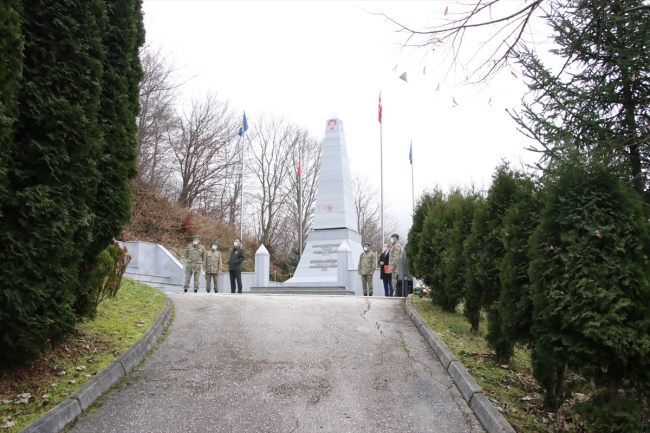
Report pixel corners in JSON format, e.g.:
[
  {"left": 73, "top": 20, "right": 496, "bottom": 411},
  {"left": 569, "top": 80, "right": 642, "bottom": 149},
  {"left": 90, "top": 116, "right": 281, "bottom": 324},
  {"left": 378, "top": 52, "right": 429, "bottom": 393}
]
[
  {"left": 250, "top": 286, "right": 355, "bottom": 296},
  {"left": 124, "top": 272, "right": 170, "bottom": 284}
]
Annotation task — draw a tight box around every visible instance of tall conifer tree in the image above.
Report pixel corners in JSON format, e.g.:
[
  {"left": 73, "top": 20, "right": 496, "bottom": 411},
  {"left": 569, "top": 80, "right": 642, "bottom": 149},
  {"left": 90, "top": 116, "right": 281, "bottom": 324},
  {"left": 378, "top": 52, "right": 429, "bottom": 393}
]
[
  {"left": 76, "top": 0, "right": 144, "bottom": 316},
  {"left": 0, "top": 0, "right": 105, "bottom": 364},
  {"left": 0, "top": 0, "right": 23, "bottom": 214}
]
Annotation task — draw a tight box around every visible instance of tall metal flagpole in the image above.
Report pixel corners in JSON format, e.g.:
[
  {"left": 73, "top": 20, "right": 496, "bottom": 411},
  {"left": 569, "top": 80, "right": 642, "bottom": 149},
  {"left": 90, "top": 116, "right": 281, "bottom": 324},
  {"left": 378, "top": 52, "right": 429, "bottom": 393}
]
[
  {"left": 298, "top": 151, "right": 302, "bottom": 260},
  {"left": 411, "top": 140, "right": 415, "bottom": 213},
  {"left": 240, "top": 133, "right": 244, "bottom": 241},
  {"left": 379, "top": 92, "right": 384, "bottom": 244}
]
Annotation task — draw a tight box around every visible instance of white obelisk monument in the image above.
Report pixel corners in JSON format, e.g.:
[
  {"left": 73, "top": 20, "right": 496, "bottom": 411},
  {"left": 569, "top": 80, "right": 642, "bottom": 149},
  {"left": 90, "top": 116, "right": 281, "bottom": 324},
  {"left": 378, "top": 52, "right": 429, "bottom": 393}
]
[{"left": 285, "top": 115, "right": 363, "bottom": 285}]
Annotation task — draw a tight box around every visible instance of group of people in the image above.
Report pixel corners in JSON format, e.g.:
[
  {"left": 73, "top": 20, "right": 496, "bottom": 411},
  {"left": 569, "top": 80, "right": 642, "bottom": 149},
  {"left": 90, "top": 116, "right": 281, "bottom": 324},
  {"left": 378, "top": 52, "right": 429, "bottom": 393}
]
[
  {"left": 183, "top": 235, "right": 246, "bottom": 293},
  {"left": 184, "top": 233, "right": 404, "bottom": 297},
  {"left": 357, "top": 233, "right": 403, "bottom": 297}
]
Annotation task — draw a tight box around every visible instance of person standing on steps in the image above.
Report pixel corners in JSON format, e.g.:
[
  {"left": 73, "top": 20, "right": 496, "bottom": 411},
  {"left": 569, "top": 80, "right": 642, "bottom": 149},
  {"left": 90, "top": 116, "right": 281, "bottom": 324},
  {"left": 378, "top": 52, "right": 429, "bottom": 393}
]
[
  {"left": 184, "top": 235, "right": 205, "bottom": 293},
  {"left": 388, "top": 233, "right": 403, "bottom": 296},
  {"left": 378, "top": 243, "right": 393, "bottom": 297},
  {"left": 358, "top": 241, "right": 377, "bottom": 296},
  {"left": 228, "top": 238, "right": 246, "bottom": 293},
  {"left": 204, "top": 241, "right": 222, "bottom": 293}
]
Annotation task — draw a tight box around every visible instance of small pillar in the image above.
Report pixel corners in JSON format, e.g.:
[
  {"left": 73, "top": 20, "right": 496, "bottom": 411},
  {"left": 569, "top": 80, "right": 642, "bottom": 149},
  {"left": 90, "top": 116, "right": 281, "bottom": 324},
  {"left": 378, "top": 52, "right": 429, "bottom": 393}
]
[
  {"left": 337, "top": 241, "right": 351, "bottom": 288},
  {"left": 254, "top": 244, "right": 270, "bottom": 287}
]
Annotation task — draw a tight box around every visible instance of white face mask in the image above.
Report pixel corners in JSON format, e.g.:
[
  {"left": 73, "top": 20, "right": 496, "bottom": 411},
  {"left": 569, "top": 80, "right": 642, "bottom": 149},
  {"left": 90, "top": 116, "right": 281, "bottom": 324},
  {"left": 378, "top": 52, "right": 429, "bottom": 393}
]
[
  {"left": 212, "top": 245, "right": 217, "bottom": 250},
  {"left": 234, "top": 242, "right": 239, "bottom": 247},
  {"left": 391, "top": 238, "right": 397, "bottom": 244},
  {"left": 193, "top": 240, "right": 199, "bottom": 245},
  {"left": 363, "top": 247, "right": 369, "bottom": 252}
]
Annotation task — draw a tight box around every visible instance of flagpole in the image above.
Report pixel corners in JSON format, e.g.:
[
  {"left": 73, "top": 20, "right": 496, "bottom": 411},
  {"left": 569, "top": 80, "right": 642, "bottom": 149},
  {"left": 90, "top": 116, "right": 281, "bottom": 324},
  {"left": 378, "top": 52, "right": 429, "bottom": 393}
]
[
  {"left": 379, "top": 92, "right": 384, "bottom": 245},
  {"left": 298, "top": 151, "right": 302, "bottom": 260},
  {"left": 240, "top": 133, "right": 244, "bottom": 241},
  {"left": 411, "top": 140, "right": 415, "bottom": 214}
]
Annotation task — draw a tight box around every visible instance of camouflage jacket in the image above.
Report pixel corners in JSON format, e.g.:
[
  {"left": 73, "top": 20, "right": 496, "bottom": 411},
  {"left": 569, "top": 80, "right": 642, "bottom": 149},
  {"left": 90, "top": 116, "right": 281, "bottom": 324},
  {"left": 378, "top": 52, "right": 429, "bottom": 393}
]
[
  {"left": 185, "top": 243, "right": 206, "bottom": 265},
  {"left": 388, "top": 243, "right": 403, "bottom": 270},
  {"left": 203, "top": 250, "right": 222, "bottom": 274},
  {"left": 358, "top": 250, "right": 377, "bottom": 274}
]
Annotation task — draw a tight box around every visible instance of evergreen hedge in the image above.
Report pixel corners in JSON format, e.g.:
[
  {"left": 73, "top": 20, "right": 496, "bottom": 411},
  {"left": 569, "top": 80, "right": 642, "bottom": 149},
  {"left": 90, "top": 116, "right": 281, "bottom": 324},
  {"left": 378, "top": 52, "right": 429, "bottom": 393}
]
[
  {"left": 0, "top": 1, "right": 144, "bottom": 366},
  {"left": 529, "top": 154, "right": 650, "bottom": 417}
]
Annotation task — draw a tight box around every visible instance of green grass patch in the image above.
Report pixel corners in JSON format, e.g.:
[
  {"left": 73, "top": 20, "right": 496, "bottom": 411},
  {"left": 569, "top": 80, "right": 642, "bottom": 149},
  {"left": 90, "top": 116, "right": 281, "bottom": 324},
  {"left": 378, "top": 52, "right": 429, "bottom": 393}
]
[
  {"left": 412, "top": 297, "right": 587, "bottom": 433},
  {"left": 0, "top": 279, "right": 166, "bottom": 432}
]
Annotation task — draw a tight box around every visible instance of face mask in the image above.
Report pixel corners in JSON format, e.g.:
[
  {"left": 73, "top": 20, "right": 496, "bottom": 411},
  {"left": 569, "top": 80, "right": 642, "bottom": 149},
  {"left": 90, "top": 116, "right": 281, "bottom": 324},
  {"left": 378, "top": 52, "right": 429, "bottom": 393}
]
[
  {"left": 193, "top": 240, "right": 199, "bottom": 245},
  {"left": 212, "top": 246, "right": 217, "bottom": 250},
  {"left": 391, "top": 239, "right": 396, "bottom": 244},
  {"left": 234, "top": 242, "right": 239, "bottom": 247},
  {"left": 363, "top": 247, "right": 369, "bottom": 252}
]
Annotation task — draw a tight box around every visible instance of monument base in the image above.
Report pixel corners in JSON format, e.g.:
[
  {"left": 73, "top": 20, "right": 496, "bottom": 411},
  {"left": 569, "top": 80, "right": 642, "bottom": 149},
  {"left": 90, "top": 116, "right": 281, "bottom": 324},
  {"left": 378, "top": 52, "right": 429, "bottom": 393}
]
[{"left": 284, "top": 228, "right": 363, "bottom": 285}]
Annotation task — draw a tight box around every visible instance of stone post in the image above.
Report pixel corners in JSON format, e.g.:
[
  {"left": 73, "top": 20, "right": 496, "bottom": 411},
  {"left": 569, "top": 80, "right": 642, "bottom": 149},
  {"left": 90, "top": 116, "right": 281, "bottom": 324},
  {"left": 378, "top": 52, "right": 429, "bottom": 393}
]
[
  {"left": 254, "top": 244, "right": 270, "bottom": 287},
  {"left": 337, "top": 241, "right": 351, "bottom": 289}
]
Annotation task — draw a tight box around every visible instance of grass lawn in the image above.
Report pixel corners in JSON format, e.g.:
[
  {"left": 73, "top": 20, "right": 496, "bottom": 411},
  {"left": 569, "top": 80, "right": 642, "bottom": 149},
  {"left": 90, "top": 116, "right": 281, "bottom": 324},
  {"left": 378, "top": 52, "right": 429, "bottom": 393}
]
[
  {"left": 0, "top": 278, "right": 167, "bottom": 432},
  {"left": 411, "top": 297, "right": 588, "bottom": 433}
]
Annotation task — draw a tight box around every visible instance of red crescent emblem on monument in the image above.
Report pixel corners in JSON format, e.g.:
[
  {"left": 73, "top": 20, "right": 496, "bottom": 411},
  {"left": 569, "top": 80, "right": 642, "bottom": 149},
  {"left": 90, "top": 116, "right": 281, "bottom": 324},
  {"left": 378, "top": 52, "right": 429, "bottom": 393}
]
[
  {"left": 327, "top": 119, "right": 337, "bottom": 131},
  {"left": 318, "top": 205, "right": 333, "bottom": 212}
]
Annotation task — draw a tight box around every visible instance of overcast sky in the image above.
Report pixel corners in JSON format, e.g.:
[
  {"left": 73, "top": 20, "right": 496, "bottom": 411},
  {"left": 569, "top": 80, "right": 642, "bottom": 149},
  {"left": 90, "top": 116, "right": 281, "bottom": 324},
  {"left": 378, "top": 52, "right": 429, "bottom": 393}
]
[{"left": 142, "top": 1, "right": 542, "bottom": 238}]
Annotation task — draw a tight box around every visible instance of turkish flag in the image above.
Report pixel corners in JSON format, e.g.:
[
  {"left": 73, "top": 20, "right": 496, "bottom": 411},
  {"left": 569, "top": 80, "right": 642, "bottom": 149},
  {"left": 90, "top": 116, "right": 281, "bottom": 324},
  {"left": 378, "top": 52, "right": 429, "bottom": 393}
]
[
  {"left": 378, "top": 92, "right": 382, "bottom": 123},
  {"left": 297, "top": 156, "right": 301, "bottom": 178}
]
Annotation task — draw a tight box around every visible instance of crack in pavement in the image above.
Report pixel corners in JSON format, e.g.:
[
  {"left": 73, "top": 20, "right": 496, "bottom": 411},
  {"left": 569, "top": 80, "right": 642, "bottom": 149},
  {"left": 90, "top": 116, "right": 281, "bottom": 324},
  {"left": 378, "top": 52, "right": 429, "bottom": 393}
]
[
  {"left": 360, "top": 299, "right": 371, "bottom": 321},
  {"left": 375, "top": 322, "right": 383, "bottom": 334},
  {"left": 289, "top": 416, "right": 300, "bottom": 433}
]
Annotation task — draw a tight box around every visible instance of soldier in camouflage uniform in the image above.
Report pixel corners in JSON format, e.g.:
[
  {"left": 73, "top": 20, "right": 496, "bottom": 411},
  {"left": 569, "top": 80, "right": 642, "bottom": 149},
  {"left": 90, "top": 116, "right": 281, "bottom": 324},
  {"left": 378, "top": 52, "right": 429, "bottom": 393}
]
[
  {"left": 388, "top": 233, "right": 403, "bottom": 295},
  {"left": 358, "top": 241, "right": 377, "bottom": 296},
  {"left": 204, "top": 241, "right": 222, "bottom": 293},
  {"left": 184, "top": 235, "right": 205, "bottom": 293}
]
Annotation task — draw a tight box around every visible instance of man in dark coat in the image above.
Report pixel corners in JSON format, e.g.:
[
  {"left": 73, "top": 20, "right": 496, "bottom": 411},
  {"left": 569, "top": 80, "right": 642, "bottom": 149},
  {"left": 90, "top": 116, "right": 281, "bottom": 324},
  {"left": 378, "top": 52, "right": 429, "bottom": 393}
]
[
  {"left": 378, "top": 243, "right": 393, "bottom": 297},
  {"left": 228, "top": 238, "right": 246, "bottom": 293}
]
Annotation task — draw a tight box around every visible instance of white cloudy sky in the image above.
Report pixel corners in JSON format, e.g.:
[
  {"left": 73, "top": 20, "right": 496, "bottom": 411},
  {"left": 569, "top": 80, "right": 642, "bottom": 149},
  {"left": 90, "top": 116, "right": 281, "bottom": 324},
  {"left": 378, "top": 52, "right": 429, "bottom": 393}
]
[{"left": 142, "top": 1, "right": 544, "bottom": 237}]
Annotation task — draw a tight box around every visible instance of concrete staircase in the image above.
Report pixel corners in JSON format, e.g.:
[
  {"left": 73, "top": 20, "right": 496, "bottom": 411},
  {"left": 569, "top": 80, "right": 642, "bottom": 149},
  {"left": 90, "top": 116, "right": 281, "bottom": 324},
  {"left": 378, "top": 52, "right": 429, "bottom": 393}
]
[{"left": 250, "top": 286, "right": 354, "bottom": 295}]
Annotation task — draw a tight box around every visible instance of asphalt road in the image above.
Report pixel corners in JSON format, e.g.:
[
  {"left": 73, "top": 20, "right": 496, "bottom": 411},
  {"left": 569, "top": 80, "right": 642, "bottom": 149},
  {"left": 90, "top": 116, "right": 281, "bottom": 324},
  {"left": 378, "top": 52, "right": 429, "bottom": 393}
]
[{"left": 69, "top": 294, "right": 483, "bottom": 433}]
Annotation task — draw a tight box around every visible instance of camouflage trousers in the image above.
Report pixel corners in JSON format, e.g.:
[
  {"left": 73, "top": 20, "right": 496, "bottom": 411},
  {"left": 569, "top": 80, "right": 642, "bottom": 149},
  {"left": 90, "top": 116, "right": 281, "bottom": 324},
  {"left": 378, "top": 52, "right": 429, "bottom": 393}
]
[
  {"left": 184, "top": 264, "right": 201, "bottom": 291},
  {"left": 205, "top": 273, "right": 219, "bottom": 293},
  {"left": 361, "top": 274, "right": 374, "bottom": 296},
  {"left": 391, "top": 267, "right": 400, "bottom": 296}
]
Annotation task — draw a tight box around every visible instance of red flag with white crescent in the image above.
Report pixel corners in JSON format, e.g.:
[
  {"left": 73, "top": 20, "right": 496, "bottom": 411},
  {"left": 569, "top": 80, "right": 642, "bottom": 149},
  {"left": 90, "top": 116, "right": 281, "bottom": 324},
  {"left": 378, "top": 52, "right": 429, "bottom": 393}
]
[
  {"left": 378, "top": 92, "right": 382, "bottom": 123},
  {"left": 297, "top": 155, "right": 301, "bottom": 178}
]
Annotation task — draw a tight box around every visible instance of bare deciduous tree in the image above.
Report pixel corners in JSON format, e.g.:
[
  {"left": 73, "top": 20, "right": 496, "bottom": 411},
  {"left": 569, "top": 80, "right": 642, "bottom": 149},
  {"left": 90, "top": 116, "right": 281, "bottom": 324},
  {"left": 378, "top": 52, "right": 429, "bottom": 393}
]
[
  {"left": 136, "top": 46, "right": 182, "bottom": 196},
  {"left": 170, "top": 93, "right": 239, "bottom": 208},
  {"left": 352, "top": 174, "right": 400, "bottom": 250}
]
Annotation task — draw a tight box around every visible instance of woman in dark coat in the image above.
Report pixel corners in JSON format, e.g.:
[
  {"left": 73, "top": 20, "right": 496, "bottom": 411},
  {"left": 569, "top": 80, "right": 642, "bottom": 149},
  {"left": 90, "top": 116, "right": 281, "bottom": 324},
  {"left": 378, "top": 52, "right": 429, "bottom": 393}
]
[{"left": 378, "top": 243, "right": 393, "bottom": 297}]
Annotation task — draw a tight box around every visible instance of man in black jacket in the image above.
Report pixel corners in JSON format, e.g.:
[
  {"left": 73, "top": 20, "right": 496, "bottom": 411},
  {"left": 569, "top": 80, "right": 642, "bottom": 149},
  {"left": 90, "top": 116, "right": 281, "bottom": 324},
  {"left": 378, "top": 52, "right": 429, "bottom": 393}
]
[{"left": 228, "top": 238, "right": 246, "bottom": 293}]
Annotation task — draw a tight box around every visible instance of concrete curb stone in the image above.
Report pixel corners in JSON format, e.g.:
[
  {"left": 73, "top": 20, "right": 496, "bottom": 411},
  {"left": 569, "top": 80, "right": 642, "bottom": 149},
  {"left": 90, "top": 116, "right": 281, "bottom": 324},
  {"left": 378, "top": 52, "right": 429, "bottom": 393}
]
[
  {"left": 470, "top": 393, "right": 516, "bottom": 433},
  {"left": 19, "top": 398, "right": 82, "bottom": 433},
  {"left": 405, "top": 295, "right": 516, "bottom": 433},
  {"left": 71, "top": 362, "right": 125, "bottom": 411},
  {"left": 19, "top": 297, "right": 172, "bottom": 433},
  {"left": 448, "top": 360, "right": 482, "bottom": 402},
  {"left": 115, "top": 338, "right": 152, "bottom": 374}
]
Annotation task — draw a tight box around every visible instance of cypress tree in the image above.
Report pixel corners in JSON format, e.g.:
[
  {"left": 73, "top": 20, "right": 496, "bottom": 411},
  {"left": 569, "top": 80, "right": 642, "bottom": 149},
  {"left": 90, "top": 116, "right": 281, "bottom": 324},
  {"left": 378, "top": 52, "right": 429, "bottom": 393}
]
[
  {"left": 0, "top": 0, "right": 105, "bottom": 365},
  {"left": 473, "top": 163, "right": 519, "bottom": 363},
  {"left": 462, "top": 199, "right": 487, "bottom": 333},
  {"left": 76, "top": 0, "right": 144, "bottom": 317},
  {"left": 499, "top": 174, "right": 540, "bottom": 348},
  {"left": 529, "top": 153, "right": 650, "bottom": 415},
  {"left": 0, "top": 0, "right": 23, "bottom": 212},
  {"left": 407, "top": 190, "right": 443, "bottom": 281}
]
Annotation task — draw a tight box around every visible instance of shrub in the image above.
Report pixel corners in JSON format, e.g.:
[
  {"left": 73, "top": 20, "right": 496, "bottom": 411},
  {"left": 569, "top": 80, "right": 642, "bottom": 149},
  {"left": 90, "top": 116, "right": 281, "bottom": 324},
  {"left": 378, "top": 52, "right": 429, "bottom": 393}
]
[{"left": 529, "top": 153, "right": 650, "bottom": 410}]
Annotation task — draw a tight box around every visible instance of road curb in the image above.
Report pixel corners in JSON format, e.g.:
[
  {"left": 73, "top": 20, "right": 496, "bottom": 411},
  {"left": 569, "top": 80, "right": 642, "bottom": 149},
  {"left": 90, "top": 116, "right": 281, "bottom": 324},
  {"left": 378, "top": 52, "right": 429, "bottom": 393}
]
[
  {"left": 405, "top": 295, "right": 515, "bottom": 433},
  {"left": 19, "top": 297, "right": 172, "bottom": 433}
]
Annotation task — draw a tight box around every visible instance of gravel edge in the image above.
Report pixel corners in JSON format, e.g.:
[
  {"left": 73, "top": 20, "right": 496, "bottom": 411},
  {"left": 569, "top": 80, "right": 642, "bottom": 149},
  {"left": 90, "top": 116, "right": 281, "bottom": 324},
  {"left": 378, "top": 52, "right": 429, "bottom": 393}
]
[
  {"left": 19, "top": 297, "right": 172, "bottom": 433},
  {"left": 405, "top": 295, "right": 516, "bottom": 433}
]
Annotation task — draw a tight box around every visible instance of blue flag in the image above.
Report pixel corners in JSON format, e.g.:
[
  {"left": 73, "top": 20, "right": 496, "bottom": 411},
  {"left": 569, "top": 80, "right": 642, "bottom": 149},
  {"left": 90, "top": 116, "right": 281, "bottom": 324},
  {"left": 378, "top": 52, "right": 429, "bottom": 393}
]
[
  {"left": 409, "top": 143, "right": 412, "bottom": 164},
  {"left": 238, "top": 112, "right": 248, "bottom": 137}
]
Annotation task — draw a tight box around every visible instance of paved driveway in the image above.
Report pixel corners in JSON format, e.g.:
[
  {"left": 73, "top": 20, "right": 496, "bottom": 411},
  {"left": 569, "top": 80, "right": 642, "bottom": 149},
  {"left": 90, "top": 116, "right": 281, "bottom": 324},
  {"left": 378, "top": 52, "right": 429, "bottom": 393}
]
[{"left": 70, "top": 295, "right": 482, "bottom": 433}]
